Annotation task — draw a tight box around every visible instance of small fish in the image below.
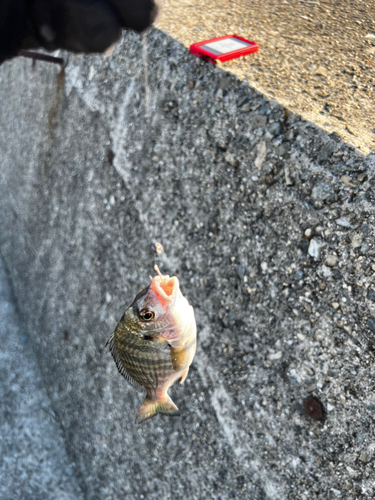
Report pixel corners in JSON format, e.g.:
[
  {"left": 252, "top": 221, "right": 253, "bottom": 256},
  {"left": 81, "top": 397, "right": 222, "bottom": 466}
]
[{"left": 107, "top": 265, "right": 196, "bottom": 424}]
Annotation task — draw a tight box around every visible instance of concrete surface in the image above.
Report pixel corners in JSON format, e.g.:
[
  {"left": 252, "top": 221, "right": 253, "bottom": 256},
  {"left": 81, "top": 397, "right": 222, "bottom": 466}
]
[
  {"left": 0, "top": 259, "right": 83, "bottom": 500},
  {"left": 1, "top": 26, "right": 375, "bottom": 499},
  {"left": 157, "top": 0, "right": 375, "bottom": 154}
]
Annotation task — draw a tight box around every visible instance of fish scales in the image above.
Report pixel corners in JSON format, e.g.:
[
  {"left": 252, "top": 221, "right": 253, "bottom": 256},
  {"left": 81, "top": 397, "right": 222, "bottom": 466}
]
[
  {"left": 121, "top": 344, "right": 171, "bottom": 388},
  {"left": 107, "top": 266, "right": 196, "bottom": 423},
  {"left": 115, "top": 329, "right": 172, "bottom": 388}
]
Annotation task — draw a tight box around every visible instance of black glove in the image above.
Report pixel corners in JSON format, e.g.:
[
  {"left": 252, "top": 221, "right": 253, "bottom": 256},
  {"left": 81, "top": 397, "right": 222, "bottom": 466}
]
[{"left": 0, "top": 0, "right": 157, "bottom": 64}]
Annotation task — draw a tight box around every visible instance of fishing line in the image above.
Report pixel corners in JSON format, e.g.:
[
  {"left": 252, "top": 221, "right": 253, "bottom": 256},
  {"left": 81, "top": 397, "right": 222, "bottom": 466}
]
[
  {"left": 141, "top": 30, "right": 164, "bottom": 274},
  {"left": 114, "top": 37, "right": 248, "bottom": 484},
  {"left": 142, "top": 33, "right": 151, "bottom": 120}
]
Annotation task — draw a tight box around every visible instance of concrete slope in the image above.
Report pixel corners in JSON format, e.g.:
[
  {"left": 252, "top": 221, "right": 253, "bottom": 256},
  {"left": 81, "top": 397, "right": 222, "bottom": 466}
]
[
  {"left": 0, "top": 259, "right": 83, "bottom": 500},
  {"left": 0, "top": 27, "right": 375, "bottom": 499}
]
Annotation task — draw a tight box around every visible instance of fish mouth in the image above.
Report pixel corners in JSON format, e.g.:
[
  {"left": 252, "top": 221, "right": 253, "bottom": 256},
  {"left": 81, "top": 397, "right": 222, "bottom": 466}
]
[{"left": 150, "top": 266, "right": 180, "bottom": 310}]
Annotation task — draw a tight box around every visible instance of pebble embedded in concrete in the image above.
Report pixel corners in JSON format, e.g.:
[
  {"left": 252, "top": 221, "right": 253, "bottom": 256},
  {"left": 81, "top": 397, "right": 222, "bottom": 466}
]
[
  {"left": 268, "top": 351, "right": 283, "bottom": 361},
  {"left": 325, "top": 254, "right": 338, "bottom": 267},
  {"left": 308, "top": 238, "right": 322, "bottom": 259},
  {"left": 335, "top": 217, "right": 352, "bottom": 228},
  {"left": 311, "top": 182, "right": 332, "bottom": 203},
  {"left": 351, "top": 234, "right": 362, "bottom": 249}
]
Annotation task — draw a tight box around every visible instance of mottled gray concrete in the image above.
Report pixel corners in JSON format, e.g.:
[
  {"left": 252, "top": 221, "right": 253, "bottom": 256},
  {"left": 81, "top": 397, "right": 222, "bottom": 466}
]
[
  {"left": 1, "top": 27, "right": 375, "bottom": 500},
  {"left": 0, "top": 260, "right": 83, "bottom": 500}
]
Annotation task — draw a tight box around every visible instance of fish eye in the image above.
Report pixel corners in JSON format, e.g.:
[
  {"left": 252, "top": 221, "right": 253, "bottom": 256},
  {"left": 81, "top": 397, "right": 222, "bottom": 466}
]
[{"left": 139, "top": 310, "right": 155, "bottom": 321}]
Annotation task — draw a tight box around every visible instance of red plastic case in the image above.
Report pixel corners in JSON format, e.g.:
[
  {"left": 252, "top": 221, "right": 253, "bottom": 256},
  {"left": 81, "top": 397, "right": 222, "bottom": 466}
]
[{"left": 190, "top": 34, "right": 259, "bottom": 64}]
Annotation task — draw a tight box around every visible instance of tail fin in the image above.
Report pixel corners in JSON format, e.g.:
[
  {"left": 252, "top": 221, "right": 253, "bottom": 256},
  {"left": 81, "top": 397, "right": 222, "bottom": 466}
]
[{"left": 135, "top": 394, "right": 180, "bottom": 424}]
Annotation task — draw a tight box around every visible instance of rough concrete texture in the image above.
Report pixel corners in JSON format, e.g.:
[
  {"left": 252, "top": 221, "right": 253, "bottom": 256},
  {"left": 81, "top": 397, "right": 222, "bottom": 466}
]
[
  {"left": 1, "top": 27, "right": 375, "bottom": 499},
  {"left": 0, "top": 260, "right": 84, "bottom": 500}
]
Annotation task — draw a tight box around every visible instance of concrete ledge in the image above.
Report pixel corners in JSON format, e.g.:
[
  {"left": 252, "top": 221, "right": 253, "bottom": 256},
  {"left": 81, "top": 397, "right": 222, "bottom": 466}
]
[{"left": 1, "top": 28, "right": 375, "bottom": 499}]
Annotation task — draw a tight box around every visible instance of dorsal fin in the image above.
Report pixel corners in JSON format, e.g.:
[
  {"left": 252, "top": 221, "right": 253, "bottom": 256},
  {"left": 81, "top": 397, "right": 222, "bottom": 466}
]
[{"left": 105, "top": 333, "right": 143, "bottom": 392}]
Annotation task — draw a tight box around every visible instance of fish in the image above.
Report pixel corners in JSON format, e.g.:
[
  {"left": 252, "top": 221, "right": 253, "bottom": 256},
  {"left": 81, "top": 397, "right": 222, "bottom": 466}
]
[{"left": 106, "top": 265, "right": 196, "bottom": 424}]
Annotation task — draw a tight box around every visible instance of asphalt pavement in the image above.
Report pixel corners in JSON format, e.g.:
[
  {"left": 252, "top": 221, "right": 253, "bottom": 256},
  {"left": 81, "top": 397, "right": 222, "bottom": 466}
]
[{"left": 156, "top": 0, "right": 375, "bottom": 154}]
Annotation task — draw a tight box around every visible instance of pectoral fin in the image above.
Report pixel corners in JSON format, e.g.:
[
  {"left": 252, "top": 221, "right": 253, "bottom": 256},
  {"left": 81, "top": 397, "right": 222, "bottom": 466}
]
[{"left": 170, "top": 346, "right": 186, "bottom": 372}]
